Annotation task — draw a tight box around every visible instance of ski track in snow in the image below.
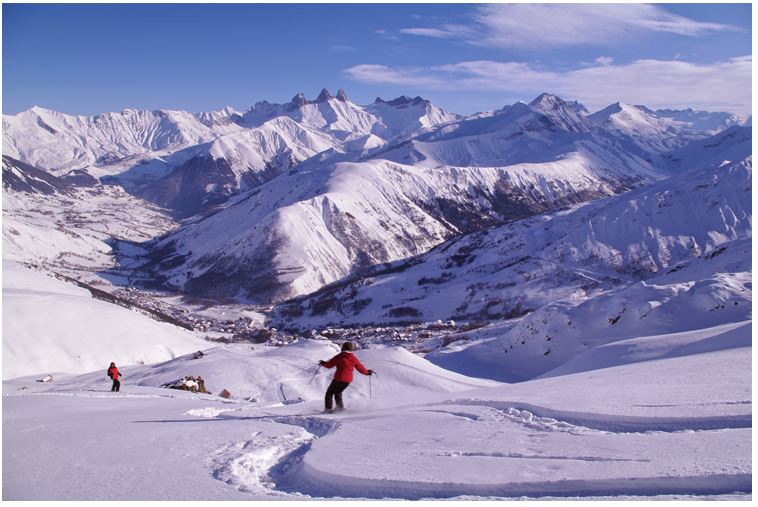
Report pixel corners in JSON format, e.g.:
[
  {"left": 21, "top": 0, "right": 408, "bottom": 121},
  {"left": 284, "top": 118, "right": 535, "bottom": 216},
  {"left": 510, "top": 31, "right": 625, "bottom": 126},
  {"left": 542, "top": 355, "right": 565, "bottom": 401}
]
[
  {"left": 209, "top": 427, "right": 314, "bottom": 497},
  {"left": 201, "top": 412, "right": 338, "bottom": 498},
  {"left": 446, "top": 400, "right": 753, "bottom": 434},
  {"left": 182, "top": 398, "right": 751, "bottom": 500}
]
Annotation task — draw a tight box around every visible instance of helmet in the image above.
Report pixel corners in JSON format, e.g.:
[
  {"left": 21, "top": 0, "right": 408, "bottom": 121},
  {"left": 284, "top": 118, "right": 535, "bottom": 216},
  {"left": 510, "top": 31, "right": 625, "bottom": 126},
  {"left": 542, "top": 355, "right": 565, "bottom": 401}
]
[{"left": 341, "top": 341, "right": 354, "bottom": 351}]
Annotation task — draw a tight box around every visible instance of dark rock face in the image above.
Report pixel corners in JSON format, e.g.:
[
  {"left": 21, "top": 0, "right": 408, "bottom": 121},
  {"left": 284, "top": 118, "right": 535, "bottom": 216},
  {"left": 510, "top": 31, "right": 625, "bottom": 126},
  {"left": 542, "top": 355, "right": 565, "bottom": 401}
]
[
  {"left": 316, "top": 88, "right": 334, "bottom": 103},
  {"left": 2, "top": 155, "right": 71, "bottom": 195},
  {"left": 386, "top": 96, "right": 427, "bottom": 108},
  {"left": 336, "top": 89, "right": 349, "bottom": 102},
  {"left": 289, "top": 93, "right": 308, "bottom": 110},
  {"left": 135, "top": 155, "right": 238, "bottom": 217},
  {"left": 60, "top": 169, "right": 99, "bottom": 187}
]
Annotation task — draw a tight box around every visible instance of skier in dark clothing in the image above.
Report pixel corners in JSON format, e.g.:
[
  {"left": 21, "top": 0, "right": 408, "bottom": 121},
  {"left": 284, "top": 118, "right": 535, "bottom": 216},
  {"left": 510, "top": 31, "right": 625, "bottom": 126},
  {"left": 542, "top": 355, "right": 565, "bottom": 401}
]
[
  {"left": 319, "top": 342, "right": 373, "bottom": 413},
  {"left": 107, "top": 362, "right": 121, "bottom": 392}
]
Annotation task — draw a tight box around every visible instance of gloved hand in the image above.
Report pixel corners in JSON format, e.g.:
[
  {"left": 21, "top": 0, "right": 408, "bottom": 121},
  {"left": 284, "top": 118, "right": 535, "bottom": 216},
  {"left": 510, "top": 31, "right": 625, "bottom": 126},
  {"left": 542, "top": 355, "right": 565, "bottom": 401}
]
[
  {"left": 318, "top": 360, "right": 326, "bottom": 366},
  {"left": 367, "top": 369, "right": 374, "bottom": 376}
]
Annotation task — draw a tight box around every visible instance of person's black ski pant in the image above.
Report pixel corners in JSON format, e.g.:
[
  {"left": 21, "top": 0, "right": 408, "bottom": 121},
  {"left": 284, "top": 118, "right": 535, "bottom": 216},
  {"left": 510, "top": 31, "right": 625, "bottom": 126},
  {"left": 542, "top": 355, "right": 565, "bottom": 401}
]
[
  {"left": 111, "top": 379, "right": 120, "bottom": 392},
  {"left": 325, "top": 380, "right": 350, "bottom": 410}
]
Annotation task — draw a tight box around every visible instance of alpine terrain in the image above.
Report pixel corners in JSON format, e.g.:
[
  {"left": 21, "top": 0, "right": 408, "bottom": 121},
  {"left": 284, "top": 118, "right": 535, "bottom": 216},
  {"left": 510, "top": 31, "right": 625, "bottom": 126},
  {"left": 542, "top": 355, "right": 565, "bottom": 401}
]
[{"left": 2, "top": 89, "right": 751, "bottom": 500}]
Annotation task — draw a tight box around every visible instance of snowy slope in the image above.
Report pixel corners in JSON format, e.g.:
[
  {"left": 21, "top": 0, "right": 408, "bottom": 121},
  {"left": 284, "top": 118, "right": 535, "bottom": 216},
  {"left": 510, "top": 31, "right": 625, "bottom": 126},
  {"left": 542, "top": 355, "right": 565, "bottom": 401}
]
[
  {"left": 3, "top": 157, "right": 177, "bottom": 273},
  {"left": 2, "top": 321, "right": 750, "bottom": 499},
  {"left": 132, "top": 116, "right": 340, "bottom": 216},
  {"left": 587, "top": 102, "right": 701, "bottom": 153},
  {"left": 2, "top": 262, "right": 207, "bottom": 379},
  {"left": 2, "top": 155, "right": 72, "bottom": 195},
  {"left": 271, "top": 156, "right": 751, "bottom": 330},
  {"left": 663, "top": 125, "right": 752, "bottom": 173}
]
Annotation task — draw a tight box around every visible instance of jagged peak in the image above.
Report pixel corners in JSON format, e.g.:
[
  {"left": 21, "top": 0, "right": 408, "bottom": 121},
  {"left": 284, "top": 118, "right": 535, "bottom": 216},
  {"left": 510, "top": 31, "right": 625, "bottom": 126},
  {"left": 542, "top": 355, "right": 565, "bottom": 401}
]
[
  {"left": 290, "top": 93, "right": 308, "bottom": 108},
  {"left": 384, "top": 95, "right": 429, "bottom": 108},
  {"left": 316, "top": 88, "right": 334, "bottom": 103},
  {"left": 336, "top": 89, "right": 349, "bottom": 102}
]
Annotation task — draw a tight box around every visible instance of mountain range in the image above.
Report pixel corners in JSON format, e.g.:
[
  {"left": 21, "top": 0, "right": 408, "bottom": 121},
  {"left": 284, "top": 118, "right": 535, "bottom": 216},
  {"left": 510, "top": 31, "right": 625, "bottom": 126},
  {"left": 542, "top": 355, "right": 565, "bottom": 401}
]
[{"left": 2, "top": 89, "right": 751, "bottom": 315}]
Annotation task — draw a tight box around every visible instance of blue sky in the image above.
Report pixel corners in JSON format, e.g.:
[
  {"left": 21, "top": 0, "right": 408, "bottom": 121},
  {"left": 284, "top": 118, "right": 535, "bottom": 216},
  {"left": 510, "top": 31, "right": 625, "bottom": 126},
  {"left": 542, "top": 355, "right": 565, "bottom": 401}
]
[{"left": 2, "top": 3, "right": 752, "bottom": 116}]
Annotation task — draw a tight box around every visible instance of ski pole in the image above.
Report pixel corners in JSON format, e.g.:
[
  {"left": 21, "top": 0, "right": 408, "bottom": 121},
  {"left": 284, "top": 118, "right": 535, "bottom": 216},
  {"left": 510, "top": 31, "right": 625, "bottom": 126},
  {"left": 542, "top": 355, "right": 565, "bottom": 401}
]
[
  {"left": 307, "top": 364, "right": 321, "bottom": 386},
  {"left": 368, "top": 370, "right": 377, "bottom": 400}
]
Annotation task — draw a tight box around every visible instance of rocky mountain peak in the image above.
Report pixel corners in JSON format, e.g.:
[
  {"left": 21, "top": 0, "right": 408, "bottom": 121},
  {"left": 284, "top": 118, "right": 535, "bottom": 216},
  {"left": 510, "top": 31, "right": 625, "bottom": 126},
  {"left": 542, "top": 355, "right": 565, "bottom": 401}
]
[
  {"left": 290, "top": 93, "right": 308, "bottom": 108},
  {"left": 316, "top": 88, "right": 334, "bottom": 103}
]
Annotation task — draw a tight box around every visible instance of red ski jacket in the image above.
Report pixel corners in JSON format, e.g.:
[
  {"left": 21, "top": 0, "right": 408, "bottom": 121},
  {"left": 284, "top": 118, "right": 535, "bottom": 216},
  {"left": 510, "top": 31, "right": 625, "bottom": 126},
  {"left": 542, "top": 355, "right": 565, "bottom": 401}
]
[
  {"left": 321, "top": 351, "right": 369, "bottom": 383},
  {"left": 107, "top": 366, "right": 120, "bottom": 380}
]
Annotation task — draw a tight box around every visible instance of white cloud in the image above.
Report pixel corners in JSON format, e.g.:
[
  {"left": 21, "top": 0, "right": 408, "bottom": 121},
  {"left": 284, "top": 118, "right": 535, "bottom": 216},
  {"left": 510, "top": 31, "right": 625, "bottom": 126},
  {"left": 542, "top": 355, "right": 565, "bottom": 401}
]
[
  {"left": 344, "top": 56, "right": 752, "bottom": 113},
  {"left": 595, "top": 56, "right": 614, "bottom": 66},
  {"left": 560, "top": 56, "right": 752, "bottom": 113},
  {"left": 402, "top": 4, "right": 740, "bottom": 49},
  {"left": 400, "top": 28, "right": 455, "bottom": 39},
  {"left": 343, "top": 64, "right": 445, "bottom": 87}
]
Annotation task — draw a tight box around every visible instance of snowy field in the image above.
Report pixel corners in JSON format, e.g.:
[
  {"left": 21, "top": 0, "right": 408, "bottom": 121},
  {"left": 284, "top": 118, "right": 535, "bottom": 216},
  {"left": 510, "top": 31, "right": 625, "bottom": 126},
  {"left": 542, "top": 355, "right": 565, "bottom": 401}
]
[{"left": 2, "top": 321, "right": 751, "bottom": 500}]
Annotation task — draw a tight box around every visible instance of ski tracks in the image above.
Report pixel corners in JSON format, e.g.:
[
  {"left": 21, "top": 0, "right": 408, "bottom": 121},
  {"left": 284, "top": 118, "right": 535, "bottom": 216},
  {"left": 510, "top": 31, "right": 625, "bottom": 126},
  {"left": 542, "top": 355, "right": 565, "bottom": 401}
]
[
  {"left": 188, "top": 399, "right": 751, "bottom": 499},
  {"left": 189, "top": 408, "right": 340, "bottom": 498},
  {"left": 208, "top": 426, "right": 314, "bottom": 497}
]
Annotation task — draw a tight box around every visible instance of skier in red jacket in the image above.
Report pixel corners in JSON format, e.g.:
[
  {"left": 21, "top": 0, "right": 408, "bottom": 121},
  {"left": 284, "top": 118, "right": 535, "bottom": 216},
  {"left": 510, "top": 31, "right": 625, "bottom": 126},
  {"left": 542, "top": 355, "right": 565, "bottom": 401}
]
[
  {"left": 107, "top": 362, "right": 121, "bottom": 392},
  {"left": 319, "top": 342, "right": 373, "bottom": 413}
]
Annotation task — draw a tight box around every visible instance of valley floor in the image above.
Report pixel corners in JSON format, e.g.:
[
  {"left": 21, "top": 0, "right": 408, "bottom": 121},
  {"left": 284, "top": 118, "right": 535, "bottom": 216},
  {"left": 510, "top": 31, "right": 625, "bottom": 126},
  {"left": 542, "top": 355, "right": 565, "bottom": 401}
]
[{"left": 2, "top": 322, "right": 751, "bottom": 501}]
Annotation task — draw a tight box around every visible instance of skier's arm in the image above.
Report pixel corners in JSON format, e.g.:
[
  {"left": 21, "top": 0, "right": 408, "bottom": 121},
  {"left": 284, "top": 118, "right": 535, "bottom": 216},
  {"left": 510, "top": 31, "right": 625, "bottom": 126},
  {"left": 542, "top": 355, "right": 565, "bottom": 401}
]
[
  {"left": 319, "top": 356, "right": 338, "bottom": 368},
  {"left": 353, "top": 357, "right": 370, "bottom": 376}
]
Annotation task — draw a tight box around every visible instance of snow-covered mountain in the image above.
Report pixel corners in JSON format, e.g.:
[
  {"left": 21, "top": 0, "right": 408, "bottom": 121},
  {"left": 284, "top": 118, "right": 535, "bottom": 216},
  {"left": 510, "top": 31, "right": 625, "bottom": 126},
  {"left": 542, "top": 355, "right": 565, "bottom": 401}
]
[
  {"left": 242, "top": 89, "right": 460, "bottom": 142},
  {"left": 663, "top": 125, "right": 752, "bottom": 173},
  {"left": 2, "top": 155, "right": 72, "bottom": 195},
  {"left": 587, "top": 102, "right": 695, "bottom": 153},
  {"left": 587, "top": 102, "right": 751, "bottom": 154},
  {"left": 2, "top": 106, "right": 239, "bottom": 175},
  {"left": 3, "top": 90, "right": 461, "bottom": 217},
  {"left": 652, "top": 107, "right": 750, "bottom": 134},
  {"left": 130, "top": 93, "right": 683, "bottom": 303},
  {"left": 3, "top": 91, "right": 751, "bottom": 306},
  {"left": 270, "top": 152, "right": 751, "bottom": 334}
]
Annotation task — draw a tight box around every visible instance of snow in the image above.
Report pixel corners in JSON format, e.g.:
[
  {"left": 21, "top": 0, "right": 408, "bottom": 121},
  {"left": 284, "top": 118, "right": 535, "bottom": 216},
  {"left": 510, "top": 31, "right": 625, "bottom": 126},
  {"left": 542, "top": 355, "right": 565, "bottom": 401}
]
[
  {"left": 2, "top": 175, "right": 177, "bottom": 270},
  {"left": 2, "top": 262, "right": 207, "bottom": 379},
  {"left": 276, "top": 157, "right": 750, "bottom": 330},
  {"left": 152, "top": 122, "right": 668, "bottom": 303},
  {"left": 1, "top": 90, "right": 752, "bottom": 500},
  {"left": 2, "top": 321, "right": 750, "bottom": 500}
]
